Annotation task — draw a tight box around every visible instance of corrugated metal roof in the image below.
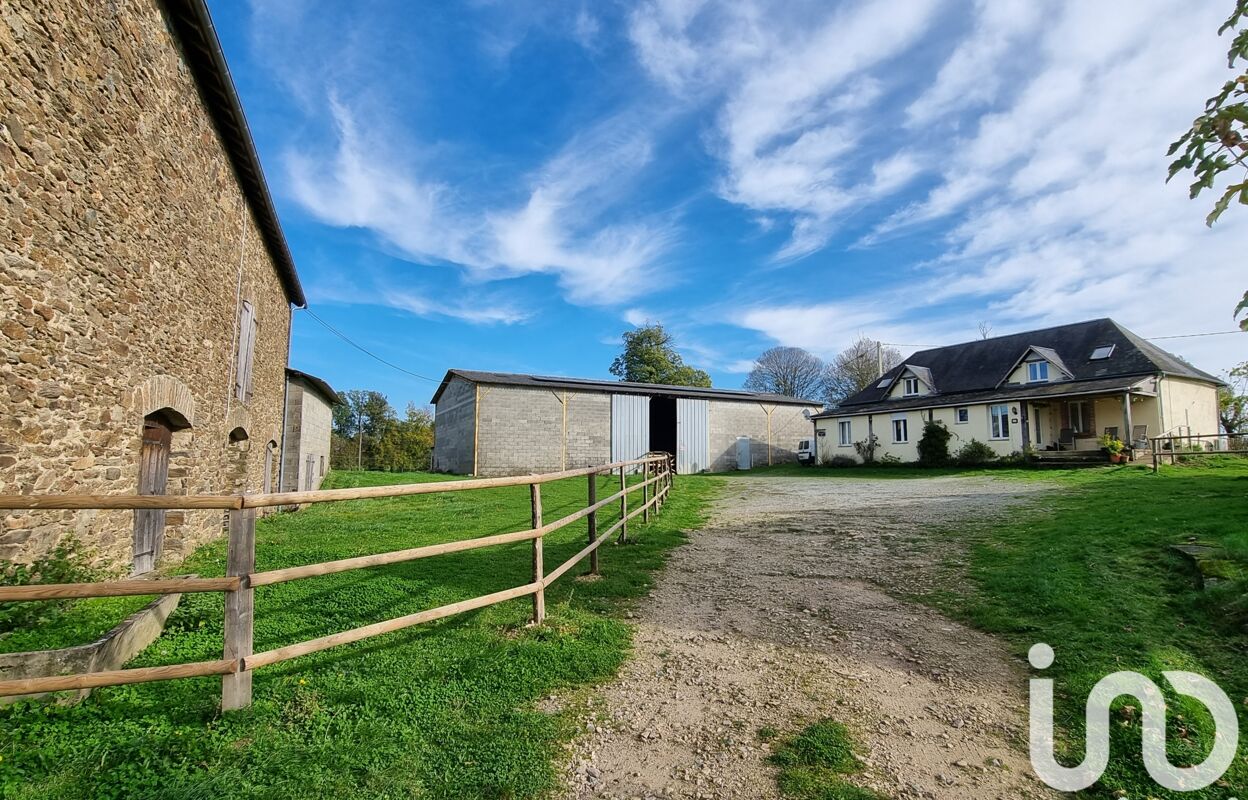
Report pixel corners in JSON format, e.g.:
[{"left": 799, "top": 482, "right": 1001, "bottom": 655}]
[{"left": 430, "top": 369, "right": 821, "bottom": 406}]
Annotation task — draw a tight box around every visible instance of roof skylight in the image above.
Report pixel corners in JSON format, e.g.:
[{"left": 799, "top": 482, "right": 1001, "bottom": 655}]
[{"left": 1090, "top": 344, "right": 1115, "bottom": 360}]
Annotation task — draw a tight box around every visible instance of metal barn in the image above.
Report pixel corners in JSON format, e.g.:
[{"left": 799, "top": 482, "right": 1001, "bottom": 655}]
[{"left": 430, "top": 370, "right": 821, "bottom": 476}]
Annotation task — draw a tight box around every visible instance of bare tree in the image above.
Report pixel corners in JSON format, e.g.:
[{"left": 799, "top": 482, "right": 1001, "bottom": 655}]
[
  {"left": 822, "top": 336, "right": 902, "bottom": 405},
  {"left": 743, "top": 346, "right": 825, "bottom": 398},
  {"left": 977, "top": 321, "right": 994, "bottom": 339}
]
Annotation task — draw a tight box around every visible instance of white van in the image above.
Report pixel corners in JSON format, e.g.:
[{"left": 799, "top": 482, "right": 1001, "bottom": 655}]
[{"left": 796, "top": 438, "right": 815, "bottom": 465}]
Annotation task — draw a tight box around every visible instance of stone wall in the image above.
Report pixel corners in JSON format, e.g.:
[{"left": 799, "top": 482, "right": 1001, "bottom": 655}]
[
  {"left": 431, "top": 376, "right": 475, "bottom": 474},
  {"left": 281, "top": 379, "right": 333, "bottom": 492},
  {"left": 709, "top": 400, "right": 817, "bottom": 471},
  {"left": 0, "top": 0, "right": 293, "bottom": 567}
]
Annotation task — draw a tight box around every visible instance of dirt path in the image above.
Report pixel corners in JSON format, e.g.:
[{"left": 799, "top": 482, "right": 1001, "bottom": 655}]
[{"left": 562, "top": 475, "right": 1059, "bottom": 800}]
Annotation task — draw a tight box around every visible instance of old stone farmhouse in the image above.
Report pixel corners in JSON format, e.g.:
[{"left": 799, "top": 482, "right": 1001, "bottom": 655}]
[
  {"left": 0, "top": 0, "right": 306, "bottom": 571},
  {"left": 814, "top": 318, "right": 1222, "bottom": 463},
  {"left": 431, "top": 370, "right": 821, "bottom": 475},
  {"left": 281, "top": 369, "right": 339, "bottom": 493}
]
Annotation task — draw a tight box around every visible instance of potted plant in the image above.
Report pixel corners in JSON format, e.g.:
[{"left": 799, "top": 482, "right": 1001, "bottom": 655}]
[{"left": 1098, "top": 433, "right": 1126, "bottom": 463}]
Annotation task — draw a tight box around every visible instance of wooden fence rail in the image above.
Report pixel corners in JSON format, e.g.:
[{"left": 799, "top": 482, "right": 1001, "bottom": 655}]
[
  {"left": 1150, "top": 433, "right": 1248, "bottom": 472},
  {"left": 0, "top": 453, "right": 677, "bottom": 709}
]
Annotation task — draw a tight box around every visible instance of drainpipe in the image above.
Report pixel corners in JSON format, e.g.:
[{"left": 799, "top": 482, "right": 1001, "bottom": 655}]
[{"left": 276, "top": 308, "right": 292, "bottom": 498}]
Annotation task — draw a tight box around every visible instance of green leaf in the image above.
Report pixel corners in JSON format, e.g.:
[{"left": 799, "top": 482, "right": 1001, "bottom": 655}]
[{"left": 1206, "top": 188, "right": 1235, "bottom": 225}]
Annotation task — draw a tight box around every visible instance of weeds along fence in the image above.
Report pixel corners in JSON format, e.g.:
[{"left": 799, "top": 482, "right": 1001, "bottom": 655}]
[
  {"left": 1150, "top": 433, "right": 1248, "bottom": 472},
  {"left": 0, "top": 453, "right": 676, "bottom": 710}
]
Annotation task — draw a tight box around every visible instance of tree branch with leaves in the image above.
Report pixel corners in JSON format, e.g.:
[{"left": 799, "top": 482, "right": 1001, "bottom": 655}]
[{"left": 1168, "top": 0, "right": 1248, "bottom": 329}]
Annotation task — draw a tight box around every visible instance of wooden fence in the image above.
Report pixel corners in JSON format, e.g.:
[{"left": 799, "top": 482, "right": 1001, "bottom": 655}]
[
  {"left": 1150, "top": 433, "right": 1248, "bottom": 472},
  {"left": 0, "top": 453, "right": 676, "bottom": 710}
]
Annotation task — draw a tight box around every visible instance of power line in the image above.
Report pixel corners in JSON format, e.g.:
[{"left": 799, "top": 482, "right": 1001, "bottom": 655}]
[
  {"left": 1145, "top": 330, "right": 1245, "bottom": 340},
  {"left": 299, "top": 307, "right": 440, "bottom": 384}
]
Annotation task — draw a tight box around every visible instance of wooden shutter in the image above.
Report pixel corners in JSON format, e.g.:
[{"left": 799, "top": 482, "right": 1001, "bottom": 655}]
[{"left": 235, "top": 301, "right": 257, "bottom": 402}]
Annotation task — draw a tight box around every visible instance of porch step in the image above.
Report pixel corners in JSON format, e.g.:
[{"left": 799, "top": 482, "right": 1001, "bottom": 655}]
[{"left": 1030, "top": 450, "right": 1109, "bottom": 462}]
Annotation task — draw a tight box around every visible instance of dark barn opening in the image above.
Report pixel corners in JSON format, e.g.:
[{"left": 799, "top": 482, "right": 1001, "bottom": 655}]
[{"left": 649, "top": 396, "right": 677, "bottom": 455}]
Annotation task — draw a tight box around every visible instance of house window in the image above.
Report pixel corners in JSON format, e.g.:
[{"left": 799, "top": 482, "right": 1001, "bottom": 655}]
[
  {"left": 838, "top": 420, "right": 852, "bottom": 446},
  {"left": 892, "top": 417, "right": 909, "bottom": 443},
  {"left": 955, "top": 407, "right": 969, "bottom": 424},
  {"left": 1068, "top": 400, "right": 1093, "bottom": 433},
  {"left": 234, "top": 300, "right": 258, "bottom": 403},
  {"left": 1027, "top": 361, "right": 1049, "bottom": 382},
  {"left": 903, "top": 377, "right": 920, "bottom": 396},
  {"left": 990, "top": 404, "right": 1010, "bottom": 439}
]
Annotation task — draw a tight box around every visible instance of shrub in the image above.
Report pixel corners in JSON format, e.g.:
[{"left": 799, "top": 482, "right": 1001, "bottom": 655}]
[
  {"left": 0, "top": 536, "right": 102, "bottom": 633},
  {"left": 853, "top": 434, "right": 880, "bottom": 464},
  {"left": 821, "top": 455, "right": 858, "bottom": 468},
  {"left": 954, "top": 439, "right": 997, "bottom": 466},
  {"left": 878, "top": 453, "right": 904, "bottom": 466},
  {"left": 916, "top": 420, "right": 952, "bottom": 467}
]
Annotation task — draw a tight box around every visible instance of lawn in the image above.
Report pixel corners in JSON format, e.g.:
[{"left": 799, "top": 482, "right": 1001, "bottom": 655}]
[
  {"left": 0, "top": 469, "right": 718, "bottom": 800},
  {"left": 920, "top": 459, "right": 1248, "bottom": 799}
]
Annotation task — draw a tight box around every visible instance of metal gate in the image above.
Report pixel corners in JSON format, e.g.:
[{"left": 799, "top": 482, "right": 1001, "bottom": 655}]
[
  {"left": 676, "top": 398, "right": 709, "bottom": 474},
  {"left": 611, "top": 394, "right": 650, "bottom": 469}
]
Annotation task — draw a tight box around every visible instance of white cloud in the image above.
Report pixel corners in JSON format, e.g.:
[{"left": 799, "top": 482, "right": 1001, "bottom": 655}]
[
  {"left": 629, "top": 0, "right": 941, "bottom": 259},
  {"left": 285, "top": 100, "right": 675, "bottom": 308},
  {"left": 307, "top": 274, "right": 532, "bottom": 325}
]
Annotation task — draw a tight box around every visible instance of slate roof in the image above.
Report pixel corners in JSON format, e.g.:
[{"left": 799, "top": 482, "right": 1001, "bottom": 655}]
[
  {"left": 431, "top": 369, "right": 821, "bottom": 406},
  {"left": 286, "top": 368, "right": 341, "bottom": 406},
  {"left": 814, "top": 318, "right": 1220, "bottom": 419}
]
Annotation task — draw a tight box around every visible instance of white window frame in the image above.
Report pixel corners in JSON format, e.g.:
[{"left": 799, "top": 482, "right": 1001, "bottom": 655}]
[
  {"left": 1027, "top": 361, "right": 1049, "bottom": 383},
  {"left": 892, "top": 417, "right": 909, "bottom": 443},
  {"left": 990, "top": 404, "right": 1010, "bottom": 440},
  {"left": 955, "top": 407, "right": 969, "bottom": 424},
  {"left": 903, "top": 377, "right": 920, "bottom": 396},
  {"left": 837, "top": 420, "right": 852, "bottom": 447}
]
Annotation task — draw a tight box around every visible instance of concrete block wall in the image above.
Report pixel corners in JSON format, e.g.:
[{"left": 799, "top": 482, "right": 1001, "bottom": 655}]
[
  {"left": 709, "top": 400, "right": 818, "bottom": 471},
  {"left": 431, "top": 376, "right": 475, "bottom": 474},
  {"left": 282, "top": 379, "right": 333, "bottom": 491},
  {"left": 475, "top": 385, "right": 610, "bottom": 476}
]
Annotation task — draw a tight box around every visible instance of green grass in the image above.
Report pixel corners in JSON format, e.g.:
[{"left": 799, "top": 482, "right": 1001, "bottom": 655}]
[
  {"left": 0, "top": 594, "right": 155, "bottom": 654},
  {"left": 768, "top": 719, "right": 883, "bottom": 800},
  {"left": 921, "top": 460, "right": 1248, "bottom": 798},
  {"left": 0, "top": 469, "right": 718, "bottom": 800}
]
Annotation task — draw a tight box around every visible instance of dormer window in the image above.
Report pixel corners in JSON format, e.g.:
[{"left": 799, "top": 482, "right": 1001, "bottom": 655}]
[
  {"left": 1090, "top": 345, "right": 1115, "bottom": 360},
  {"left": 1027, "top": 361, "right": 1049, "bottom": 382},
  {"left": 903, "top": 377, "right": 920, "bottom": 396}
]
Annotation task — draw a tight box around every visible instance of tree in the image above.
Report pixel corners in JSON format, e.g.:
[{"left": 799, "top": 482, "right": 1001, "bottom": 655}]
[
  {"left": 917, "top": 419, "right": 952, "bottom": 467},
  {"left": 977, "top": 321, "right": 993, "bottom": 339},
  {"left": 1167, "top": 0, "right": 1248, "bottom": 329},
  {"left": 331, "top": 389, "right": 395, "bottom": 470},
  {"left": 743, "top": 346, "right": 825, "bottom": 398},
  {"left": 374, "top": 404, "right": 435, "bottom": 472},
  {"left": 1219, "top": 361, "right": 1248, "bottom": 433},
  {"left": 609, "top": 323, "right": 712, "bottom": 387},
  {"left": 821, "top": 336, "right": 902, "bottom": 405}
]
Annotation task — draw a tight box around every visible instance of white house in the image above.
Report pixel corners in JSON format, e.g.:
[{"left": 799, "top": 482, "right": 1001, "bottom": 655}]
[{"left": 813, "top": 319, "right": 1223, "bottom": 463}]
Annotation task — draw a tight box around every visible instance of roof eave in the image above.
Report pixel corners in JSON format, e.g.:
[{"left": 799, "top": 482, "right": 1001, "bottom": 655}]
[{"left": 160, "top": 0, "right": 306, "bottom": 308}]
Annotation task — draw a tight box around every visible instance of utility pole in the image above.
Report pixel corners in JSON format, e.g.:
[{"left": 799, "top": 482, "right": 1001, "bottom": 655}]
[
  {"left": 356, "top": 405, "right": 363, "bottom": 470},
  {"left": 876, "top": 340, "right": 883, "bottom": 380}
]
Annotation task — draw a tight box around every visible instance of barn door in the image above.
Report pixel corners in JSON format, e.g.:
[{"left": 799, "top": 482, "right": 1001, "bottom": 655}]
[
  {"left": 305, "top": 454, "right": 316, "bottom": 490},
  {"left": 676, "top": 398, "right": 709, "bottom": 474},
  {"left": 133, "top": 416, "right": 172, "bottom": 575},
  {"left": 611, "top": 394, "right": 650, "bottom": 468}
]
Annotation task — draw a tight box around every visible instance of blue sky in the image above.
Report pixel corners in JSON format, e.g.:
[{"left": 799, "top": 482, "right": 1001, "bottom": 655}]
[{"left": 209, "top": 0, "right": 1247, "bottom": 410}]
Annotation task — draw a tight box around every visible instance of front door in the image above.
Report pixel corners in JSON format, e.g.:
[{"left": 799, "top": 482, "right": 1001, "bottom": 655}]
[{"left": 133, "top": 416, "right": 172, "bottom": 575}]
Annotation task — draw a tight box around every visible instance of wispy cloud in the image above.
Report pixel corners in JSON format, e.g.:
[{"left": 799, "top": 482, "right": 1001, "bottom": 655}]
[{"left": 285, "top": 99, "right": 676, "bottom": 307}]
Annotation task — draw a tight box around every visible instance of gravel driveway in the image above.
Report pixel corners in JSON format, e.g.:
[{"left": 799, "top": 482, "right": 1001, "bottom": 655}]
[{"left": 563, "top": 474, "right": 1058, "bottom": 800}]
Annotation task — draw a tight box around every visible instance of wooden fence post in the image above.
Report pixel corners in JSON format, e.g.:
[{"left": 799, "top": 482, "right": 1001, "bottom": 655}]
[
  {"left": 642, "top": 460, "right": 650, "bottom": 524},
  {"left": 587, "top": 471, "right": 599, "bottom": 575},
  {"left": 530, "top": 483, "right": 544, "bottom": 625},
  {"left": 222, "top": 506, "right": 255, "bottom": 711},
  {"left": 618, "top": 465, "right": 628, "bottom": 543}
]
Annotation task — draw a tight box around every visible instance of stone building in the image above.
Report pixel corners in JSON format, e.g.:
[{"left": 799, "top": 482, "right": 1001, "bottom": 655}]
[
  {"left": 281, "top": 369, "right": 339, "bottom": 493},
  {"left": 0, "top": 0, "right": 306, "bottom": 571},
  {"left": 431, "top": 370, "right": 821, "bottom": 476}
]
